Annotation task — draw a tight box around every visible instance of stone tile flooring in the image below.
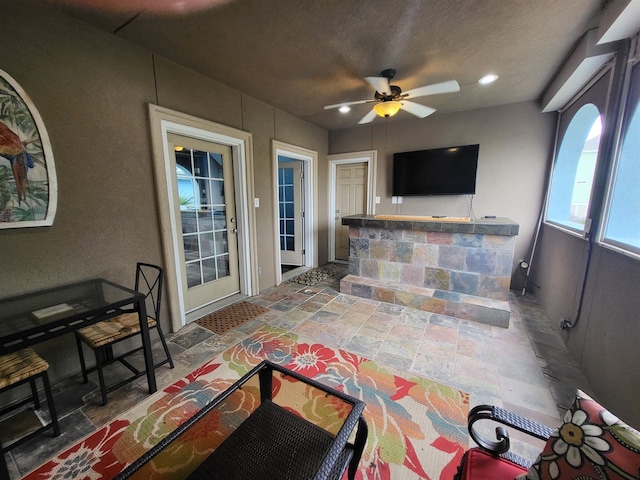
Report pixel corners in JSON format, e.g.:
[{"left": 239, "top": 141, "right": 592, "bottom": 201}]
[{"left": 5, "top": 264, "right": 593, "bottom": 478}]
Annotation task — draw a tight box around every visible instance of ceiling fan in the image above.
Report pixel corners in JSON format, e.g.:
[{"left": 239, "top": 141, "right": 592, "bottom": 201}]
[{"left": 324, "top": 69, "right": 460, "bottom": 124}]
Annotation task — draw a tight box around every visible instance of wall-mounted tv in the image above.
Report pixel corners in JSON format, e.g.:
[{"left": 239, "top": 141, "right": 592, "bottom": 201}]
[{"left": 392, "top": 144, "right": 479, "bottom": 195}]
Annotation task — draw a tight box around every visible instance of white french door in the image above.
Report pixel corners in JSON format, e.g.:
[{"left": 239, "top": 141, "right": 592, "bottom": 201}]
[
  {"left": 335, "top": 163, "right": 368, "bottom": 260},
  {"left": 278, "top": 160, "right": 304, "bottom": 266},
  {"left": 168, "top": 133, "right": 240, "bottom": 313}
]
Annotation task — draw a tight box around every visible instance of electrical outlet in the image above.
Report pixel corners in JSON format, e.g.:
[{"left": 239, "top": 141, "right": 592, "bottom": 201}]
[
  {"left": 257, "top": 266, "right": 262, "bottom": 274},
  {"left": 560, "top": 317, "right": 572, "bottom": 330}
]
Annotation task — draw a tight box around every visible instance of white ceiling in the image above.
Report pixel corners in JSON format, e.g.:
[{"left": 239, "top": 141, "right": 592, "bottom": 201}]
[{"left": 45, "top": 0, "right": 610, "bottom": 131}]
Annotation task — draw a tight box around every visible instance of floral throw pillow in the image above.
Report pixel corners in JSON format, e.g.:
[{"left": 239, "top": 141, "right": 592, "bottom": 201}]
[{"left": 517, "top": 389, "right": 640, "bottom": 480}]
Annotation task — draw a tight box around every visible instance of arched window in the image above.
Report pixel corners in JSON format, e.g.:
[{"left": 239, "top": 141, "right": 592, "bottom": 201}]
[
  {"left": 602, "top": 60, "right": 640, "bottom": 255},
  {"left": 547, "top": 104, "right": 602, "bottom": 232}
]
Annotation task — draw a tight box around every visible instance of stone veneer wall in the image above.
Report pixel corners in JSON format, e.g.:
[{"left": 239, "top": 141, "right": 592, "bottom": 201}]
[{"left": 348, "top": 226, "right": 516, "bottom": 300}]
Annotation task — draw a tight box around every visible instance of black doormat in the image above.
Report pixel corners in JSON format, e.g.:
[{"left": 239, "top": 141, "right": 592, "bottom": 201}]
[{"left": 291, "top": 266, "right": 342, "bottom": 286}]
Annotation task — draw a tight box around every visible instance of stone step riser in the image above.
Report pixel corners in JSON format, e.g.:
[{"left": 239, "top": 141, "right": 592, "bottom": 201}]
[{"left": 341, "top": 275, "right": 510, "bottom": 328}]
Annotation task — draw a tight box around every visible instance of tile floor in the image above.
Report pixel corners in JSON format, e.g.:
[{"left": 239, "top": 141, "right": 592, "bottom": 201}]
[{"left": 5, "top": 263, "right": 593, "bottom": 478}]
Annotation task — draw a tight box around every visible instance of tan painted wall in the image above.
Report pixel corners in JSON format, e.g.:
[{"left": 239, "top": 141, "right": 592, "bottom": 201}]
[
  {"left": 534, "top": 225, "right": 640, "bottom": 427},
  {"left": 330, "top": 101, "right": 557, "bottom": 289},
  {"left": 0, "top": 1, "right": 327, "bottom": 382}
]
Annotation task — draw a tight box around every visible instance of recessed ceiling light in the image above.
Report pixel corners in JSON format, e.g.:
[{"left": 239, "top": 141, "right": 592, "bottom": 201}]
[
  {"left": 479, "top": 74, "right": 499, "bottom": 85},
  {"left": 338, "top": 105, "right": 351, "bottom": 113}
]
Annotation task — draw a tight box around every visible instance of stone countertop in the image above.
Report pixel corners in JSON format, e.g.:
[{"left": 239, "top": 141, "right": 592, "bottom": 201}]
[{"left": 342, "top": 214, "right": 519, "bottom": 236}]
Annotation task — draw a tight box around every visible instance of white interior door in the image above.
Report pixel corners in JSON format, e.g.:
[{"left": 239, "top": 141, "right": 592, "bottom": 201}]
[
  {"left": 278, "top": 160, "right": 304, "bottom": 266},
  {"left": 168, "top": 133, "right": 240, "bottom": 313},
  {"left": 335, "top": 163, "right": 367, "bottom": 260}
]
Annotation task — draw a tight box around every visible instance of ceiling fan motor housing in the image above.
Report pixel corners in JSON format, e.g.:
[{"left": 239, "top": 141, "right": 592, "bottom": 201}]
[
  {"left": 380, "top": 68, "right": 396, "bottom": 80},
  {"left": 375, "top": 85, "right": 402, "bottom": 101}
]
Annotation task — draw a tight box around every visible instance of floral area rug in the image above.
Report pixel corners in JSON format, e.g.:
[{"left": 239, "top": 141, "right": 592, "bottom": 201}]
[{"left": 25, "top": 326, "right": 469, "bottom": 480}]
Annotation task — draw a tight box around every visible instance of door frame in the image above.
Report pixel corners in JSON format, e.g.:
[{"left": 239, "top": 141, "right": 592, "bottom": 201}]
[
  {"left": 272, "top": 140, "right": 317, "bottom": 285},
  {"left": 328, "top": 150, "right": 378, "bottom": 262},
  {"left": 149, "top": 104, "right": 259, "bottom": 331}
]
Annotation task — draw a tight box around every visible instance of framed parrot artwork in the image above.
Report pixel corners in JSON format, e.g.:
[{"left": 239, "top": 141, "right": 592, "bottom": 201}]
[{"left": 0, "top": 69, "right": 57, "bottom": 228}]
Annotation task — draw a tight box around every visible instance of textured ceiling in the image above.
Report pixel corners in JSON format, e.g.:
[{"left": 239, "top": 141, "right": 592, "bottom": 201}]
[{"left": 45, "top": 0, "right": 606, "bottom": 131}]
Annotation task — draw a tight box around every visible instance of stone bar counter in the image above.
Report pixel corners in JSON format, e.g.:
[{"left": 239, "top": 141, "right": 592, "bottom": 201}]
[{"left": 340, "top": 215, "right": 519, "bottom": 328}]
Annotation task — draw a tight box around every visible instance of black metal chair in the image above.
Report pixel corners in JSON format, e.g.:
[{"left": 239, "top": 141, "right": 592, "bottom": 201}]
[
  {"left": 454, "top": 404, "right": 555, "bottom": 479},
  {"left": 0, "top": 348, "right": 60, "bottom": 478},
  {"left": 75, "top": 263, "right": 174, "bottom": 405}
]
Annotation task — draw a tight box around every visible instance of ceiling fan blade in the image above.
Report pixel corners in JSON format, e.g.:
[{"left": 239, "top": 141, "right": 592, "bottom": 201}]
[
  {"left": 401, "top": 100, "right": 436, "bottom": 118},
  {"left": 358, "top": 108, "right": 379, "bottom": 124},
  {"left": 403, "top": 80, "right": 460, "bottom": 99},
  {"left": 324, "top": 99, "right": 372, "bottom": 110},
  {"left": 364, "top": 76, "right": 391, "bottom": 95}
]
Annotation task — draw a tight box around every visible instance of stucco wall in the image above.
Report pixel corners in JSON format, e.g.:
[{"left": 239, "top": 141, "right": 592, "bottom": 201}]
[
  {"left": 0, "top": 1, "right": 328, "bottom": 382},
  {"left": 534, "top": 226, "right": 640, "bottom": 427},
  {"left": 330, "top": 101, "right": 556, "bottom": 290}
]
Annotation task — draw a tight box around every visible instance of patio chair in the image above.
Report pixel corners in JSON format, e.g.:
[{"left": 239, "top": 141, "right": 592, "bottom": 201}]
[
  {"left": 455, "top": 389, "right": 640, "bottom": 479},
  {"left": 0, "top": 348, "right": 60, "bottom": 478},
  {"left": 75, "top": 262, "right": 174, "bottom": 405}
]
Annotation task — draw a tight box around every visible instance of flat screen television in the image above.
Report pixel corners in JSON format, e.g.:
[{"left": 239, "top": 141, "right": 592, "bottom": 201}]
[{"left": 392, "top": 144, "right": 479, "bottom": 195}]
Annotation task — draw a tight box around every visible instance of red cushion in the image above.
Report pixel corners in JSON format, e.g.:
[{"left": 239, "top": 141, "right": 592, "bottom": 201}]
[{"left": 459, "top": 448, "right": 527, "bottom": 480}]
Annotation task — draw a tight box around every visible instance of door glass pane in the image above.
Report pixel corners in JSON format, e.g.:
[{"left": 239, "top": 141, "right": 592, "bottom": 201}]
[
  {"left": 197, "top": 210, "right": 213, "bottom": 232},
  {"left": 176, "top": 146, "right": 231, "bottom": 288},
  {"left": 210, "top": 179, "right": 224, "bottom": 205},
  {"left": 215, "top": 231, "right": 227, "bottom": 255},
  {"left": 217, "top": 255, "right": 230, "bottom": 277},
  {"left": 202, "top": 257, "right": 217, "bottom": 283},
  {"left": 186, "top": 262, "right": 201, "bottom": 288},
  {"left": 213, "top": 209, "right": 226, "bottom": 230},
  {"left": 183, "top": 234, "right": 199, "bottom": 261},
  {"left": 278, "top": 166, "right": 296, "bottom": 252},
  {"left": 181, "top": 211, "right": 197, "bottom": 234},
  {"left": 209, "top": 153, "right": 223, "bottom": 178},
  {"left": 199, "top": 232, "right": 215, "bottom": 257}
]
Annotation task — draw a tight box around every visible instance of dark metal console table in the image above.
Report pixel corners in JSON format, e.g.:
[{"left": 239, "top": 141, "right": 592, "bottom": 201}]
[
  {"left": 116, "top": 360, "right": 368, "bottom": 480},
  {"left": 0, "top": 278, "right": 157, "bottom": 393}
]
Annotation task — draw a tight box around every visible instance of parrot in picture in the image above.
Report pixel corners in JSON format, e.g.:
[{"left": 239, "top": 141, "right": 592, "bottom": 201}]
[{"left": 0, "top": 120, "right": 34, "bottom": 205}]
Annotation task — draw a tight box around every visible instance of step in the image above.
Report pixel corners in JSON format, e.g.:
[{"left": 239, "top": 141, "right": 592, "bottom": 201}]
[{"left": 340, "top": 275, "right": 510, "bottom": 328}]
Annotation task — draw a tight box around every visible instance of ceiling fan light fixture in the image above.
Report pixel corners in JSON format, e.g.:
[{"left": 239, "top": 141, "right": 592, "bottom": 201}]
[{"left": 374, "top": 100, "right": 402, "bottom": 118}]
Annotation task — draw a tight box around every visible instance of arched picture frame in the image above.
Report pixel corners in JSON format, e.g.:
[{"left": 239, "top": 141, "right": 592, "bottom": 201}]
[{"left": 0, "top": 69, "right": 57, "bottom": 228}]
